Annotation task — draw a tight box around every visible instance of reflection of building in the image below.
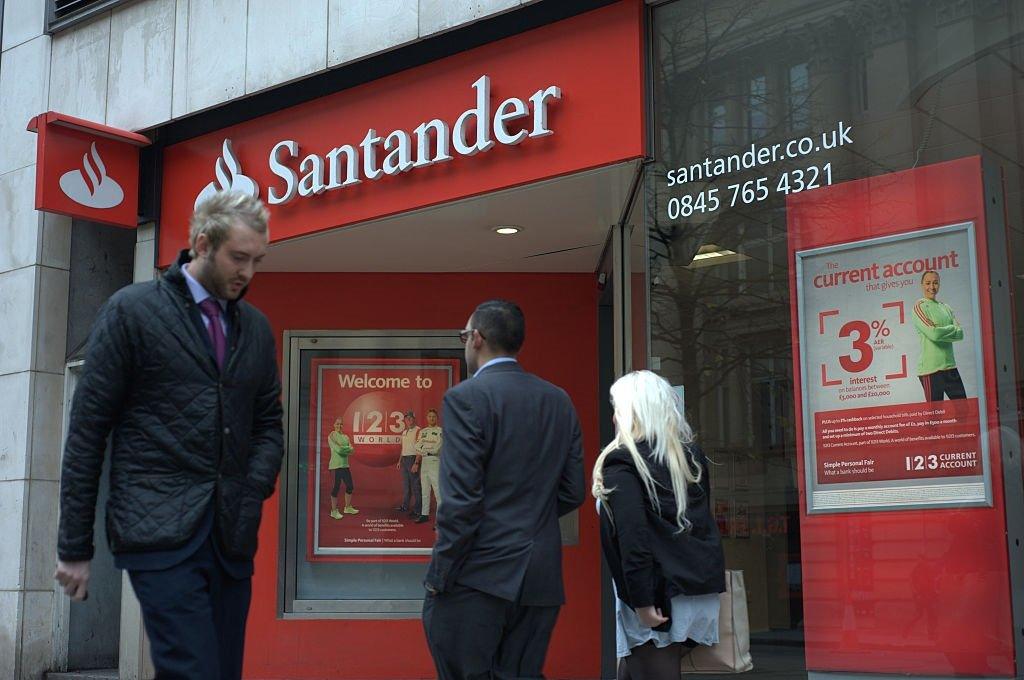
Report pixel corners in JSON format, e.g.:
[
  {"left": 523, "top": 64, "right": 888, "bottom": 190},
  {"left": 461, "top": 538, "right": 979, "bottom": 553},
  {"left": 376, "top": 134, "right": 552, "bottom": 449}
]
[{"left": 649, "top": 0, "right": 1024, "bottom": 675}]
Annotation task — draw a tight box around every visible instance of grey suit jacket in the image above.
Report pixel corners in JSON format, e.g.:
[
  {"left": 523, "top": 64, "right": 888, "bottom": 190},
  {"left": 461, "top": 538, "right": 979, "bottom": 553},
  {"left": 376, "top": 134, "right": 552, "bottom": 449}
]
[{"left": 425, "top": 361, "right": 585, "bottom": 606}]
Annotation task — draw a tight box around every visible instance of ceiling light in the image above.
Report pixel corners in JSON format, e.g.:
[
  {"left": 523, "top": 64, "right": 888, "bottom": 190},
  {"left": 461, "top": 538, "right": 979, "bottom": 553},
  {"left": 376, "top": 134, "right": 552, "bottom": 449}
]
[
  {"left": 494, "top": 226, "right": 521, "bottom": 235},
  {"left": 692, "top": 245, "right": 736, "bottom": 261},
  {"left": 685, "top": 244, "right": 750, "bottom": 269}
]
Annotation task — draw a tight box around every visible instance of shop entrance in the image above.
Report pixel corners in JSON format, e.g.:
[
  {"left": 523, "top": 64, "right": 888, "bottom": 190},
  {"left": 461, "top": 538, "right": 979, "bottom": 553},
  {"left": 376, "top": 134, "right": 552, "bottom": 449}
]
[{"left": 237, "top": 161, "right": 639, "bottom": 679}]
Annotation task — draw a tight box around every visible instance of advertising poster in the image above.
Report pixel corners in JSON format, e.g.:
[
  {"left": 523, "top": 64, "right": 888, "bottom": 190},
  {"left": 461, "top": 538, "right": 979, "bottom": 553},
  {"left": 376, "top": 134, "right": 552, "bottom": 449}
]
[
  {"left": 732, "top": 501, "right": 750, "bottom": 539},
  {"left": 795, "top": 222, "right": 992, "bottom": 512},
  {"left": 714, "top": 499, "right": 731, "bottom": 536},
  {"left": 306, "top": 357, "right": 461, "bottom": 559}
]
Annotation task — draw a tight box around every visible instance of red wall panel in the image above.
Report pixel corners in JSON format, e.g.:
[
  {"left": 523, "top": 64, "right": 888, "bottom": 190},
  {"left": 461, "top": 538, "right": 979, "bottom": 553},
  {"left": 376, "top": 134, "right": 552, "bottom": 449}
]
[
  {"left": 787, "top": 157, "right": 1015, "bottom": 676},
  {"left": 242, "top": 272, "right": 601, "bottom": 679}
]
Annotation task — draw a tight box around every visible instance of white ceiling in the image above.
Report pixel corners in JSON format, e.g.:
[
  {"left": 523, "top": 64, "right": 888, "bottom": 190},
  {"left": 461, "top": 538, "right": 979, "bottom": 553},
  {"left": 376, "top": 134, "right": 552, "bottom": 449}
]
[{"left": 262, "top": 161, "right": 639, "bottom": 272}]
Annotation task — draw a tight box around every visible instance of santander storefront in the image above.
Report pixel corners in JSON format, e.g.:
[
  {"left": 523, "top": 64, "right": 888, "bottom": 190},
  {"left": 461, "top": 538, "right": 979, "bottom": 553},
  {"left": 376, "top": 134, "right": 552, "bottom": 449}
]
[
  {"left": 156, "top": 2, "right": 645, "bottom": 677},
  {"left": 29, "top": 1, "right": 1024, "bottom": 677}
]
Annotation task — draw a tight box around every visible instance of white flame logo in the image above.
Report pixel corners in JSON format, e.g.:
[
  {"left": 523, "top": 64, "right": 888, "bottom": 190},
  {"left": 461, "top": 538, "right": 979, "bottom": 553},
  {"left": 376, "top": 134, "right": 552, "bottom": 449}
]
[
  {"left": 194, "top": 139, "right": 259, "bottom": 209},
  {"left": 59, "top": 142, "right": 124, "bottom": 209}
]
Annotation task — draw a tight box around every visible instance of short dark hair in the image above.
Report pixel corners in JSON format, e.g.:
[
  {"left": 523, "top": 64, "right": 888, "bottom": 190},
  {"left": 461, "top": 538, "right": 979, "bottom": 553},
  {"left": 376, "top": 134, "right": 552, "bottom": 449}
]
[
  {"left": 471, "top": 299, "right": 525, "bottom": 354},
  {"left": 922, "top": 270, "right": 939, "bottom": 282}
]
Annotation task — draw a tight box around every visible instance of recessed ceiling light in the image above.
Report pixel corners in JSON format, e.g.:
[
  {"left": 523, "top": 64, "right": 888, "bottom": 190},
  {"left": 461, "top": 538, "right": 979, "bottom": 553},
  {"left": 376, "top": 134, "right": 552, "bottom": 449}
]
[
  {"left": 684, "top": 243, "right": 750, "bottom": 269},
  {"left": 494, "top": 226, "right": 521, "bottom": 235}
]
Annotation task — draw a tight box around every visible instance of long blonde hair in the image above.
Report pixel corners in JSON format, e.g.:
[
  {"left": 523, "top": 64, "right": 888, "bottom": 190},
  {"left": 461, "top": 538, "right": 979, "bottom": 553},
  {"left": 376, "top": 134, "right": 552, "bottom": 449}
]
[{"left": 592, "top": 371, "right": 701, "bottom": 532}]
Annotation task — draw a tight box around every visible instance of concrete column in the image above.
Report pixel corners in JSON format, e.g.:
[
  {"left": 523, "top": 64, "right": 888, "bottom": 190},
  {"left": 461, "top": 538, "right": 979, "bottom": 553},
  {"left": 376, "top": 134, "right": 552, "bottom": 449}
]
[
  {"left": 0, "top": 1, "right": 68, "bottom": 677},
  {"left": 117, "top": 222, "right": 159, "bottom": 680}
]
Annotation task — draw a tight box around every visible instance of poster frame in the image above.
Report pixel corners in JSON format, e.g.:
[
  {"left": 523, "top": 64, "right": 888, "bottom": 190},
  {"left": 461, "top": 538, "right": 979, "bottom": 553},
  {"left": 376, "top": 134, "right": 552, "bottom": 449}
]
[
  {"left": 795, "top": 221, "right": 994, "bottom": 514},
  {"left": 278, "top": 329, "right": 465, "bottom": 618},
  {"left": 307, "top": 356, "right": 461, "bottom": 559}
]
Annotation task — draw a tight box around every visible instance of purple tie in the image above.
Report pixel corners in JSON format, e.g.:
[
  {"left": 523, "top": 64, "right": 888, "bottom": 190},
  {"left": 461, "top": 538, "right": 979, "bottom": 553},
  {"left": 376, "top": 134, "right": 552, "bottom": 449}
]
[{"left": 198, "top": 298, "right": 226, "bottom": 369}]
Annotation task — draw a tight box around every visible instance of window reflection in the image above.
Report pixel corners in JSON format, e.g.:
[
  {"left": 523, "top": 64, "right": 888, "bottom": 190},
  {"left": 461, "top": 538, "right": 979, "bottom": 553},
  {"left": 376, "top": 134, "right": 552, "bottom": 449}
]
[{"left": 650, "top": 0, "right": 1024, "bottom": 675}]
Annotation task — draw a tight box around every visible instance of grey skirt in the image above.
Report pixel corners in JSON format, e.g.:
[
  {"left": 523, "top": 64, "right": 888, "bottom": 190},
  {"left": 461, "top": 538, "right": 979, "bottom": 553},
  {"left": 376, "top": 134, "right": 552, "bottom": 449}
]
[{"left": 614, "top": 586, "right": 720, "bottom": 658}]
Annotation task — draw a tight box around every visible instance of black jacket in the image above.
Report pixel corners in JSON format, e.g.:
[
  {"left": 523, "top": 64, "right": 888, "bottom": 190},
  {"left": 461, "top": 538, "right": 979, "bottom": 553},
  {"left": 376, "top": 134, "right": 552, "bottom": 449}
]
[
  {"left": 425, "top": 361, "right": 585, "bottom": 606},
  {"left": 599, "top": 442, "right": 725, "bottom": 609},
  {"left": 58, "top": 251, "right": 284, "bottom": 563}
]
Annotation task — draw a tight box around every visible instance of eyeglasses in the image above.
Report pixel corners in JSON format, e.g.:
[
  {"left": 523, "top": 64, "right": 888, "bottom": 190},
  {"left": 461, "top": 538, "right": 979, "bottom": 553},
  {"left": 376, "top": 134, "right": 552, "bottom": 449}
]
[{"left": 458, "top": 329, "right": 486, "bottom": 344}]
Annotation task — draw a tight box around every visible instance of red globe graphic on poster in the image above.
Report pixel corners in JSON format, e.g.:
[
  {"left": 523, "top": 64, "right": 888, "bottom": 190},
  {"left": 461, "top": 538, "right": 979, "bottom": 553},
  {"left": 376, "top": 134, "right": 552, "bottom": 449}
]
[{"left": 340, "top": 390, "right": 406, "bottom": 468}]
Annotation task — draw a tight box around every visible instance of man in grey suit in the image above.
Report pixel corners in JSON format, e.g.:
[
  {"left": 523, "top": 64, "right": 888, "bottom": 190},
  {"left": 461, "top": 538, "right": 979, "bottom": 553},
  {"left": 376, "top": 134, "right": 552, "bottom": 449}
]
[{"left": 423, "top": 299, "right": 585, "bottom": 680}]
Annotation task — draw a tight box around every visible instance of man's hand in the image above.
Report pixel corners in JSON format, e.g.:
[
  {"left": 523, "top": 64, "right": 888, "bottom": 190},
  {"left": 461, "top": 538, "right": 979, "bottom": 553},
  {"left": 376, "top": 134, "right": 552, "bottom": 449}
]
[
  {"left": 55, "top": 560, "right": 91, "bottom": 601},
  {"left": 636, "top": 605, "right": 668, "bottom": 628}
]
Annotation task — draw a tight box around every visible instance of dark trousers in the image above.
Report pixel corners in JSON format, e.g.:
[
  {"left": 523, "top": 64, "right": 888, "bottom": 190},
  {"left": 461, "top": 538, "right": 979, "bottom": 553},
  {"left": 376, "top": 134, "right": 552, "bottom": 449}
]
[
  {"left": 400, "top": 456, "right": 421, "bottom": 512},
  {"left": 128, "top": 538, "right": 252, "bottom": 680},
  {"left": 332, "top": 467, "right": 354, "bottom": 496},
  {"left": 423, "top": 583, "right": 560, "bottom": 680},
  {"left": 920, "top": 368, "right": 967, "bottom": 401}
]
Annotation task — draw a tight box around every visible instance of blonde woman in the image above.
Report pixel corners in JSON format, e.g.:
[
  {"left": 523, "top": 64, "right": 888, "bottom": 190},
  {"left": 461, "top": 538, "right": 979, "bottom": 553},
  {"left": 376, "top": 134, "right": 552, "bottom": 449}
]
[{"left": 594, "top": 371, "right": 725, "bottom": 680}]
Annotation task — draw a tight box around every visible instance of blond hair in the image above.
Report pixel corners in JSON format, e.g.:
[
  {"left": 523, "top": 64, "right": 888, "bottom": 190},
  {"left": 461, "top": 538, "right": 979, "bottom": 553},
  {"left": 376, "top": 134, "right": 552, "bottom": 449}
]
[
  {"left": 189, "top": 191, "right": 270, "bottom": 257},
  {"left": 592, "top": 371, "right": 701, "bottom": 532}
]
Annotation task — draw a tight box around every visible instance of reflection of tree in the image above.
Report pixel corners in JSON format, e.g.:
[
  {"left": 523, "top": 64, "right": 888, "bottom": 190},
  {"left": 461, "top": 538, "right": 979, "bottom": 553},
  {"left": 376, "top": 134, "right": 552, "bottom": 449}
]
[
  {"left": 646, "top": 0, "right": 1024, "bottom": 639},
  {"left": 649, "top": 0, "right": 1024, "bottom": 457},
  {"left": 648, "top": 208, "right": 792, "bottom": 443},
  {"left": 646, "top": 0, "right": 925, "bottom": 445},
  {"left": 648, "top": 0, "right": 797, "bottom": 445}
]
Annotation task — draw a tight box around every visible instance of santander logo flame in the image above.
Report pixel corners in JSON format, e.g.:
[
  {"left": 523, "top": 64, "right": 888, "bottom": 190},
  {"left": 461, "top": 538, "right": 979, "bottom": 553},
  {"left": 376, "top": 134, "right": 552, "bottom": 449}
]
[
  {"left": 59, "top": 142, "right": 125, "bottom": 209},
  {"left": 194, "top": 139, "right": 259, "bottom": 209}
]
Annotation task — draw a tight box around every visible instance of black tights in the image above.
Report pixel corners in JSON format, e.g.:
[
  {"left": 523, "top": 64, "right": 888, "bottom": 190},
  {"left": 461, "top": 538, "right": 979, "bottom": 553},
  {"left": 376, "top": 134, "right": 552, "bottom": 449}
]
[{"left": 617, "top": 641, "right": 693, "bottom": 680}]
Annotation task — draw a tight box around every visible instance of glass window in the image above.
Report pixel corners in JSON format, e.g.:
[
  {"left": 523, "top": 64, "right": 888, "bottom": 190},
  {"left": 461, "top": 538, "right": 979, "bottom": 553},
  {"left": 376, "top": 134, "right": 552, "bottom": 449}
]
[
  {"left": 651, "top": 0, "right": 1024, "bottom": 676},
  {"left": 708, "top": 102, "right": 728, "bottom": 154},
  {"left": 48, "top": 1, "right": 137, "bottom": 33},
  {"left": 748, "top": 75, "right": 769, "bottom": 140},
  {"left": 787, "top": 63, "right": 810, "bottom": 132}
]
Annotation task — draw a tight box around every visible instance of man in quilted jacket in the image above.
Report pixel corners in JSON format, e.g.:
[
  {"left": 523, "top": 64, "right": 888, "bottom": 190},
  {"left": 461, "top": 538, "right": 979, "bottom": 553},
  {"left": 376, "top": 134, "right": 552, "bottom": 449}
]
[{"left": 54, "top": 191, "right": 284, "bottom": 680}]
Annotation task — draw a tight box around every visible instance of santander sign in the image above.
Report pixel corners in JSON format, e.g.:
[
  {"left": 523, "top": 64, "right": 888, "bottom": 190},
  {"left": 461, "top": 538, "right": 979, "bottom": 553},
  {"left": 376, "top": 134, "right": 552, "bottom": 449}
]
[
  {"left": 194, "top": 75, "right": 561, "bottom": 210},
  {"left": 160, "top": 1, "right": 644, "bottom": 265}
]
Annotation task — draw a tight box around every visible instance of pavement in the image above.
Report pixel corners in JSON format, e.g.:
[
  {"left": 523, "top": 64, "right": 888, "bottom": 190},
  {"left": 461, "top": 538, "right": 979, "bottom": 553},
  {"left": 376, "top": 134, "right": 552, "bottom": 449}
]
[{"left": 43, "top": 641, "right": 810, "bottom": 679}]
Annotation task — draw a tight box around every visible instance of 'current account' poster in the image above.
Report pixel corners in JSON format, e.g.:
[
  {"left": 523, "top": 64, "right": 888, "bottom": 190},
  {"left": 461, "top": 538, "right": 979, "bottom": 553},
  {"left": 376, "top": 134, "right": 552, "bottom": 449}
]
[{"left": 796, "top": 222, "right": 991, "bottom": 512}]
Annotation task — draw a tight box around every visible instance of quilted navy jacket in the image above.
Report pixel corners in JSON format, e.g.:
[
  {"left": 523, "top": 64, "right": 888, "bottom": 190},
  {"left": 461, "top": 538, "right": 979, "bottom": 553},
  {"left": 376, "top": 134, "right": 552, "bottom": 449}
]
[{"left": 57, "top": 251, "right": 283, "bottom": 562}]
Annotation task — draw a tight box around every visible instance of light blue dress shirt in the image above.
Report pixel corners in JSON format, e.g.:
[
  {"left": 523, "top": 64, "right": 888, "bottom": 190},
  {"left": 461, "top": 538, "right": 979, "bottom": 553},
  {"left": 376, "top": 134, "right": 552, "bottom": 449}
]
[
  {"left": 182, "top": 263, "right": 228, "bottom": 335},
  {"left": 474, "top": 356, "right": 517, "bottom": 376}
]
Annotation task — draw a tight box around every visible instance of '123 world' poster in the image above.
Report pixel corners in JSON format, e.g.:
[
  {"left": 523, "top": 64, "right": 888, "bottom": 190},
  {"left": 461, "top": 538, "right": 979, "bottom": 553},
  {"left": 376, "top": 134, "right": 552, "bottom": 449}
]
[{"left": 306, "top": 357, "right": 461, "bottom": 559}]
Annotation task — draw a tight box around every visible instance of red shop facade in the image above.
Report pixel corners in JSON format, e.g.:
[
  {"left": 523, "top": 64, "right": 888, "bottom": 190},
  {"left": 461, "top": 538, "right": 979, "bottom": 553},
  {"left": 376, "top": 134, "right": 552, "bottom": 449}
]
[{"left": 30, "top": 0, "right": 1024, "bottom": 678}]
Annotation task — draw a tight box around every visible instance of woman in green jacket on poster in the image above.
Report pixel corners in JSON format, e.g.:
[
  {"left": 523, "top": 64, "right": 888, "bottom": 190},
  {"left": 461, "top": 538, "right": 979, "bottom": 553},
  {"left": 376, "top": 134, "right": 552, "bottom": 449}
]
[
  {"left": 913, "top": 270, "right": 966, "bottom": 401},
  {"left": 328, "top": 418, "right": 359, "bottom": 519}
]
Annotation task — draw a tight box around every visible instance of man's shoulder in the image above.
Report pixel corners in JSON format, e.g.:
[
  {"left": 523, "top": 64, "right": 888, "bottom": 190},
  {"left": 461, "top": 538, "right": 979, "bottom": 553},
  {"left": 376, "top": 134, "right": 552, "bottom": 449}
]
[
  {"left": 470, "top": 366, "right": 570, "bottom": 400},
  {"left": 520, "top": 371, "right": 572, "bottom": 403},
  {"left": 104, "top": 280, "right": 164, "bottom": 318},
  {"left": 115, "top": 278, "right": 159, "bottom": 300},
  {"left": 447, "top": 377, "right": 481, "bottom": 398}
]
